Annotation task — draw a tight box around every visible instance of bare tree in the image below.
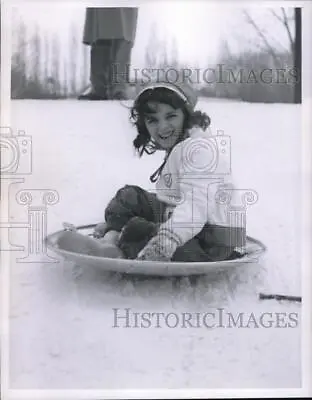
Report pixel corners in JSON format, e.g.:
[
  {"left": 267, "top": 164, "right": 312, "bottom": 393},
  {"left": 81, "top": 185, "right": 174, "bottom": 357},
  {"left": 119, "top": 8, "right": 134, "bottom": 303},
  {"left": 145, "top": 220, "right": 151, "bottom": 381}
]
[
  {"left": 242, "top": 8, "right": 295, "bottom": 68},
  {"left": 30, "top": 23, "right": 41, "bottom": 84},
  {"left": 11, "top": 15, "right": 65, "bottom": 98},
  {"left": 69, "top": 22, "right": 78, "bottom": 96},
  {"left": 144, "top": 23, "right": 183, "bottom": 85},
  {"left": 144, "top": 22, "right": 161, "bottom": 70},
  {"left": 242, "top": 7, "right": 300, "bottom": 103},
  {"left": 170, "top": 37, "right": 179, "bottom": 68},
  {"left": 51, "top": 33, "right": 60, "bottom": 96},
  {"left": 63, "top": 60, "right": 68, "bottom": 98},
  {"left": 11, "top": 19, "right": 27, "bottom": 97},
  {"left": 294, "top": 8, "right": 301, "bottom": 103},
  {"left": 269, "top": 8, "right": 294, "bottom": 54},
  {"left": 43, "top": 31, "right": 50, "bottom": 87}
]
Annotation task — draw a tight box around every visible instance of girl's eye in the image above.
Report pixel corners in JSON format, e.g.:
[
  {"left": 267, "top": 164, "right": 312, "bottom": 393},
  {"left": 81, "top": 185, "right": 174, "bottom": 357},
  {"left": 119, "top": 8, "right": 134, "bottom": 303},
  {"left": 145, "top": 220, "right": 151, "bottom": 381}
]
[
  {"left": 145, "top": 117, "right": 157, "bottom": 124},
  {"left": 167, "top": 114, "right": 176, "bottom": 119}
]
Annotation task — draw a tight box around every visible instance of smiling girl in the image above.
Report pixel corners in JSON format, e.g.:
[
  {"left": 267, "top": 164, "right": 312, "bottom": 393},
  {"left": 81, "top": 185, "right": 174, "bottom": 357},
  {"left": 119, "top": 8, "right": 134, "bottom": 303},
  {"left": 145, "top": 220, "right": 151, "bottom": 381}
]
[{"left": 61, "top": 79, "right": 245, "bottom": 262}]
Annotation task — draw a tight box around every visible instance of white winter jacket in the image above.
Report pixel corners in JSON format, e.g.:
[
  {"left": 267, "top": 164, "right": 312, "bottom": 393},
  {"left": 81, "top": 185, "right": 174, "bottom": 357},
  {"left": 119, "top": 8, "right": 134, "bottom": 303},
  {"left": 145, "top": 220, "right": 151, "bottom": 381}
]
[{"left": 155, "top": 127, "right": 239, "bottom": 247}]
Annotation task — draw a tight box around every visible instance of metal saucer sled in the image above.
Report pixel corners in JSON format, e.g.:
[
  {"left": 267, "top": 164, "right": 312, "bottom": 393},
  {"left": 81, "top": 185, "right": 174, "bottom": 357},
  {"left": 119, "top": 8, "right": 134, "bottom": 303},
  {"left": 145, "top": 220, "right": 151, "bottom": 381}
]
[{"left": 45, "top": 224, "right": 267, "bottom": 277}]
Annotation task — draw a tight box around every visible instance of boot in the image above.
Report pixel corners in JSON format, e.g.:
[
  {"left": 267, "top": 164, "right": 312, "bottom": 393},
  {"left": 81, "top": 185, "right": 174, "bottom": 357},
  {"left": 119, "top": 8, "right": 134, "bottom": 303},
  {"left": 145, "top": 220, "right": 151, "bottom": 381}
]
[{"left": 78, "top": 86, "right": 108, "bottom": 100}]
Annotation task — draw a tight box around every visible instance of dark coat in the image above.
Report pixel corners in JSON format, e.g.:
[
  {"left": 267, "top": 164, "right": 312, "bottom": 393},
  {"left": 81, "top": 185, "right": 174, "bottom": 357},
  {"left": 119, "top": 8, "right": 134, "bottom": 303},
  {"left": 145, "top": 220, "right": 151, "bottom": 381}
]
[{"left": 83, "top": 7, "right": 138, "bottom": 45}]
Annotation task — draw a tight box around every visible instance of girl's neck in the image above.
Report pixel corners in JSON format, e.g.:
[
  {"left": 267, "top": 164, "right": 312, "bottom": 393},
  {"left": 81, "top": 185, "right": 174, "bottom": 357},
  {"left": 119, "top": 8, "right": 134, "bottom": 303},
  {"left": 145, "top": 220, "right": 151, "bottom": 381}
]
[
  {"left": 149, "top": 130, "right": 189, "bottom": 183},
  {"left": 168, "top": 129, "right": 189, "bottom": 152}
]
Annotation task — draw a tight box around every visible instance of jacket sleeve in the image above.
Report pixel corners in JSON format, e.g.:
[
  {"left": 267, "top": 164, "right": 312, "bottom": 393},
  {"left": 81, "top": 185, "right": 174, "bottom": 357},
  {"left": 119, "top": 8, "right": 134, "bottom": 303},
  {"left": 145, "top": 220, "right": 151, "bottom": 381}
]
[{"left": 157, "top": 138, "right": 227, "bottom": 247}]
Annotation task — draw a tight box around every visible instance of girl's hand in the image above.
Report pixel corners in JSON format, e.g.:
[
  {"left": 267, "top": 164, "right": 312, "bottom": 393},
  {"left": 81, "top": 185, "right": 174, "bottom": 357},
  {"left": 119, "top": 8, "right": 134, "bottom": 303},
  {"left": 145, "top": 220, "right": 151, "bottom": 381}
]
[
  {"left": 63, "top": 222, "right": 77, "bottom": 232},
  {"left": 136, "top": 233, "right": 178, "bottom": 262},
  {"left": 94, "top": 224, "right": 120, "bottom": 246},
  {"left": 100, "top": 230, "right": 121, "bottom": 246},
  {"left": 93, "top": 222, "right": 108, "bottom": 238}
]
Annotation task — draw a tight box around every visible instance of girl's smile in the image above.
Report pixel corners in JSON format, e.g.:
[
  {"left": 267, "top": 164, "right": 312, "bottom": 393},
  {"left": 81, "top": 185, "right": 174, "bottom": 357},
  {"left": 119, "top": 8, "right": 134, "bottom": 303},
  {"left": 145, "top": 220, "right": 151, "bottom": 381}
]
[{"left": 144, "top": 102, "right": 185, "bottom": 150}]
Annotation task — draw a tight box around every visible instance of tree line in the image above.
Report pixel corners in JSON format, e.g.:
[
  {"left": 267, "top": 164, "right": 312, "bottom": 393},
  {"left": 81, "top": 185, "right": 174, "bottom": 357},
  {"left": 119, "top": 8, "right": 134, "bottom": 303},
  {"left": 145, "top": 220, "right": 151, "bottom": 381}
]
[
  {"left": 11, "top": 8, "right": 301, "bottom": 103},
  {"left": 11, "top": 20, "right": 89, "bottom": 99}
]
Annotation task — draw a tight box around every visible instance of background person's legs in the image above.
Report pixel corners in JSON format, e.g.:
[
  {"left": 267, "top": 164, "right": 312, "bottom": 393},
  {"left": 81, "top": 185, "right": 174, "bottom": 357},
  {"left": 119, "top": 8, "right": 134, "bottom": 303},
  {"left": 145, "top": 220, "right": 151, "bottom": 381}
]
[
  {"left": 79, "top": 7, "right": 137, "bottom": 100},
  {"left": 110, "top": 39, "right": 133, "bottom": 99},
  {"left": 79, "top": 39, "right": 133, "bottom": 100},
  {"left": 90, "top": 39, "right": 113, "bottom": 99},
  {"left": 79, "top": 39, "right": 112, "bottom": 100},
  {"left": 86, "top": 39, "right": 133, "bottom": 100}
]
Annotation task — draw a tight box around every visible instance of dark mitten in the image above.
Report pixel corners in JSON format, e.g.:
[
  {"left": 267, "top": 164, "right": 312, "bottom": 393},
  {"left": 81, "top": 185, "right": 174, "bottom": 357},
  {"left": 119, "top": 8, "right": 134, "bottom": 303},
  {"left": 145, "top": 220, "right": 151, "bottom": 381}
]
[{"left": 118, "top": 216, "right": 158, "bottom": 259}]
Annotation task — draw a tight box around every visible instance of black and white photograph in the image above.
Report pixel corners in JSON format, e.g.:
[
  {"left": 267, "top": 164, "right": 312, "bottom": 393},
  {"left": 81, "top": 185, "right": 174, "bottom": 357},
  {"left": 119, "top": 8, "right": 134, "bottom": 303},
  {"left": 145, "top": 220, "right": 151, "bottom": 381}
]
[{"left": 1, "top": 0, "right": 311, "bottom": 397}]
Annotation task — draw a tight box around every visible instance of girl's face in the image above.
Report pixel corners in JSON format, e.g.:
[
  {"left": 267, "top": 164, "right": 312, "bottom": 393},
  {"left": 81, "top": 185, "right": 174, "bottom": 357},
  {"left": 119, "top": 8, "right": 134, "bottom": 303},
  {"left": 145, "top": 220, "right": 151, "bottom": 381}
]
[{"left": 144, "top": 102, "right": 185, "bottom": 150}]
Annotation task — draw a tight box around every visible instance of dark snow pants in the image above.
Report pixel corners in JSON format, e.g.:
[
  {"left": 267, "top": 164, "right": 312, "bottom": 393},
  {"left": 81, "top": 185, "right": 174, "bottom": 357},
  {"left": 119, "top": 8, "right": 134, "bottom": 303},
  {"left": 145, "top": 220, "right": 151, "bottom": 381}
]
[{"left": 103, "top": 185, "right": 246, "bottom": 262}]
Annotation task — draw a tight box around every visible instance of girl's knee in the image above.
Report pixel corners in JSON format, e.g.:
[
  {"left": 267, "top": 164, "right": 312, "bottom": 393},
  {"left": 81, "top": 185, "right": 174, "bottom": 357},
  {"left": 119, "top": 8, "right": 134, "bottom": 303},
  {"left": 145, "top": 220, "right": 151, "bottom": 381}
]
[{"left": 115, "top": 184, "right": 143, "bottom": 201}]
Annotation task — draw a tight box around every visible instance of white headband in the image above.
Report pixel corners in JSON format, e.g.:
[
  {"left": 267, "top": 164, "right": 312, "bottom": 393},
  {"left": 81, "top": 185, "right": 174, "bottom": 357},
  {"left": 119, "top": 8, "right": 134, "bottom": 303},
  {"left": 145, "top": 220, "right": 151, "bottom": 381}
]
[{"left": 135, "top": 82, "right": 188, "bottom": 103}]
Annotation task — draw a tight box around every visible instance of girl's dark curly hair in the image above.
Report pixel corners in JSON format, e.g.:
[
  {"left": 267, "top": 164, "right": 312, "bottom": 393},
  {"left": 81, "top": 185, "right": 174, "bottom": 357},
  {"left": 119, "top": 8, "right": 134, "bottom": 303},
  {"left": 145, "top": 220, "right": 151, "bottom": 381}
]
[{"left": 130, "top": 87, "right": 211, "bottom": 157}]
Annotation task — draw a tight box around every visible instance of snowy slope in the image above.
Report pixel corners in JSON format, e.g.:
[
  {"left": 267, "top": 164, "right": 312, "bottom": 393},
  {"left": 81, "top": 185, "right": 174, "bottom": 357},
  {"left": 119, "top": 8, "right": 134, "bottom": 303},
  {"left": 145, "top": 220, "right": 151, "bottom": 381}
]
[{"left": 7, "top": 99, "right": 301, "bottom": 389}]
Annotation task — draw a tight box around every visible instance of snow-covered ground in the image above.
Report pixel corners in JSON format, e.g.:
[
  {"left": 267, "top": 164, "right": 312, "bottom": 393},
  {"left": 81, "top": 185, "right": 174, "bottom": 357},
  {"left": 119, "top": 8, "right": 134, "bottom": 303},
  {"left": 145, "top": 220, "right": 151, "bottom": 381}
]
[{"left": 6, "top": 98, "right": 302, "bottom": 390}]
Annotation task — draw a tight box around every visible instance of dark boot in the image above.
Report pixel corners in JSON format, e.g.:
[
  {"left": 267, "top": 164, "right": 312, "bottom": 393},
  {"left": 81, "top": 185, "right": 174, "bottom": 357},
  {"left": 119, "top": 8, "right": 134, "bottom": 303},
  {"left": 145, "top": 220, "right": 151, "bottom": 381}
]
[
  {"left": 110, "top": 40, "right": 132, "bottom": 100},
  {"left": 78, "top": 41, "right": 113, "bottom": 100},
  {"left": 78, "top": 88, "right": 107, "bottom": 100}
]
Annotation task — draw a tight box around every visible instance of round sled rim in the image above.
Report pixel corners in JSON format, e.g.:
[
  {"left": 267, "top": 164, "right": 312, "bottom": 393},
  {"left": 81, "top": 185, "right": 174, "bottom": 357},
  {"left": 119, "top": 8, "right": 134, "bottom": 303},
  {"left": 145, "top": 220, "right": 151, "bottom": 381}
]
[{"left": 45, "top": 224, "right": 267, "bottom": 276}]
